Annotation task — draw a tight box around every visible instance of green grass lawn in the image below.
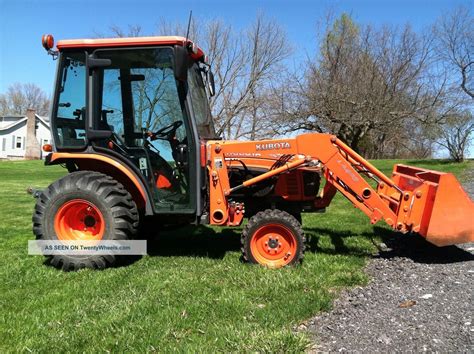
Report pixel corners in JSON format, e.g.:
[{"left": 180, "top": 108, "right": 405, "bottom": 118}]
[{"left": 0, "top": 159, "right": 470, "bottom": 352}]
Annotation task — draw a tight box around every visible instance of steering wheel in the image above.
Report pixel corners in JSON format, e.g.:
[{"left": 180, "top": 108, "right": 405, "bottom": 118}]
[{"left": 151, "top": 121, "right": 183, "bottom": 140}]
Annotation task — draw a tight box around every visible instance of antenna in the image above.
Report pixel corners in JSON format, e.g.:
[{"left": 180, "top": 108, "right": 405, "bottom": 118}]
[{"left": 185, "top": 10, "right": 192, "bottom": 49}]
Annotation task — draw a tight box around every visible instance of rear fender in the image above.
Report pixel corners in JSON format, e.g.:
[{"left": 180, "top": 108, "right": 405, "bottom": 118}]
[{"left": 46, "top": 152, "right": 153, "bottom": 215}]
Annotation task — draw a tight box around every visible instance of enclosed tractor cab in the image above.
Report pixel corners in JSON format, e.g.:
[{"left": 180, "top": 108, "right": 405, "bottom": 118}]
[{"left": 35, "top": 34, "right": 474, "bottom": 271}]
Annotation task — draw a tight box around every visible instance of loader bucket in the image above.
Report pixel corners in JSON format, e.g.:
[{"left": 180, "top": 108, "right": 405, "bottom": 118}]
[{"left": 392, "top": 164, "right": 474, "bottom": 247}]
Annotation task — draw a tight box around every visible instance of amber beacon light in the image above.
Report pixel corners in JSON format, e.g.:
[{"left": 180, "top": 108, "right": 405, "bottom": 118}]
[{"left": 41, "top": 34, "right": 54, "bottom": 51}]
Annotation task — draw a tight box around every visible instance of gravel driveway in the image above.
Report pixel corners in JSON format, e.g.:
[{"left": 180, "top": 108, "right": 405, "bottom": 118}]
[{"left": 305, "top": 168, "right": 474, "bottom": 352}]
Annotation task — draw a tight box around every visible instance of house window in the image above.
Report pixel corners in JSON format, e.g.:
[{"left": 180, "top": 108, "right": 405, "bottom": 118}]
[{"left": 16, "top": 136, "right": 22, "bottom": 149}]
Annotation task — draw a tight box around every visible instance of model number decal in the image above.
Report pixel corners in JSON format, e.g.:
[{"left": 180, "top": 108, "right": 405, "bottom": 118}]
[{"left": 226, "top": 152, "right": 262, "bottom": 158}]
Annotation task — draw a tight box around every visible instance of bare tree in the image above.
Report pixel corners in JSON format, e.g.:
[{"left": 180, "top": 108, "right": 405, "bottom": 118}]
[
  {"left": 436, "top": 111, "right": 474, "bottom": 162},
  {"left": 0, "top": 95, "right": 8, "bottom": 115},
  {"left": 273, "top": 13, "right": 448, "bottom": 154},
  {"left": 0, "top": 83, "right": 50, "bottom": 116},
  {"left": 94, "top": 24, "right": 143, "bottom": 38},
  {"left": 223, "top": 15, "right": 290, "bottom": 139},
  {"left": 434, "top": 6, "right": 474, "bottom": 99}
]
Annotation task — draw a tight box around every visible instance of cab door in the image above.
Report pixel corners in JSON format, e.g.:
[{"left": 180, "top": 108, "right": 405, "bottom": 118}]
[{"left": 91, "top": 47, "right": 198, "bottom": 214}]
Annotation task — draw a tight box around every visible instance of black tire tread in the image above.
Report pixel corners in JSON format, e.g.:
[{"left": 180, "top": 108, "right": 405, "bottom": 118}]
[
  {"left": 241, "top": 209, "right": 305, "bottom": 267},
  {"left": 32, "top": 171, "right": 139, "bottom": 271}
]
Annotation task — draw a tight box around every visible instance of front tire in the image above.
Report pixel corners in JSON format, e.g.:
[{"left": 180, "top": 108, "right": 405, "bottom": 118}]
[
  {"left": 241, "top": 209, "right": 305, "bottom": 268},
  {"left": 33, "top": 171, "right": 139, "bottom": 271}
]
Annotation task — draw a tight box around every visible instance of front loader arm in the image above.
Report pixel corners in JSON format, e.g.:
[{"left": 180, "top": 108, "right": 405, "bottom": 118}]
[
  {"left": 206, "top": 133, "right": 473, "bottom": 246},
  {"left": 295, "top": 134, "right": 399, "bottom": 228},
  {"left": 207, "top": 133, "right": 399, "bottom": 227}
]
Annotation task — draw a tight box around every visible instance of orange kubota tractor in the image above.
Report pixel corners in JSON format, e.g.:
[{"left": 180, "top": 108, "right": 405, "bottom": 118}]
[{"left": 34, "top": 34, "right": 474, "bottom": 270}]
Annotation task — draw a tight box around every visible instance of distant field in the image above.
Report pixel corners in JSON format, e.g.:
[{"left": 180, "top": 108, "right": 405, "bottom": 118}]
[{"left": 0, "top": 159, "right": 470, "bottom": 352}]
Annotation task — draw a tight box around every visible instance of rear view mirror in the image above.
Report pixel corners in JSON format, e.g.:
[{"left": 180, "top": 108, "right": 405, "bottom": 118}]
[
  {"left": 119, "top": 74, "right": 145, "bottom": 82},
  {"left": 129, "top": 74, "right": 145, "bottom": 81},
  {"left": 207, "top": 71, "right": 216, "bottom": 97},
  {"left": 87, "top": 57, "right": 111, "bottom": 69},
  {"left": 86, "top": 129, "right": 113, "bottom": 141}
]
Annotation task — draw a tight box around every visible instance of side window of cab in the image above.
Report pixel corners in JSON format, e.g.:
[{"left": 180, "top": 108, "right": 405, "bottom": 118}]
[{"left": 54, "top": 52, "right": 86, "bottom": 149}]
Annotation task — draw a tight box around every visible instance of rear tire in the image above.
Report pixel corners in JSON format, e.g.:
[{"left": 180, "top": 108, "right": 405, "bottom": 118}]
[
  {"left": 241, "top": 209, "right": 305, "bottom": 268},
  {"left": 33, "top": 171, "right": 139, "bottom": 271}
]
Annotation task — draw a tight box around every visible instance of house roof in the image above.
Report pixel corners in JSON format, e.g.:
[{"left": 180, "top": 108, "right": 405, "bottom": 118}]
[{"left": 0, "top": 114, "right": 49, "bottom": 132}]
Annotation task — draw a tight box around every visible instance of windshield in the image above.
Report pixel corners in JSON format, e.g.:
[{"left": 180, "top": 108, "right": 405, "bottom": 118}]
[{"left": 187, "top": 64, "right": 217, "bottom": 139}]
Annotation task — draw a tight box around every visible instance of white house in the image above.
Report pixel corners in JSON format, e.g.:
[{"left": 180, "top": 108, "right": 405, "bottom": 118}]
[{"left": 0, "top": 112, "right": 51, "bottom": 159}]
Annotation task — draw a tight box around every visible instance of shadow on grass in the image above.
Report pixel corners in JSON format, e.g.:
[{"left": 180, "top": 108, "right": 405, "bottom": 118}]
[
  {"left": 146, "top": 225, "right": 242, "bottom": 260},
  {"left": 303, "top": 226, "right": 473, "bottom": 264},
  {"left": 125, "top": 223, "right": 472, "bottom": 266},
  {"left": 404, "top": 159, "right": 458, "bottom": 166},
  {"left": 372, "top": 226, "right": 474, "bottom": 264},
  {"left": 304, "top": 227, "right": 373, "bottom": 257},
  {"left": 145, "top": 225, "right": 372, "bottom": 261},
  {"left": 42, "top": 225, "right": 242, "bottom": 270}
]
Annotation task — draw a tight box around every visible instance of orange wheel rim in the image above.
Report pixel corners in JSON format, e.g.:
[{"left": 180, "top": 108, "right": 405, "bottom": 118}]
[
  {"left": 54, "top": 199, "right": 105, "bottom": 241},
  {"left": 250, "top": 224, "right": 297, "bottom": 268}
]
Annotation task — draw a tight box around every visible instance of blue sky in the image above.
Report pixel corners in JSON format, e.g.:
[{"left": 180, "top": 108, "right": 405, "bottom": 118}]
[{"left": 1, "top": 0, "right": 471, "bottom": 95}]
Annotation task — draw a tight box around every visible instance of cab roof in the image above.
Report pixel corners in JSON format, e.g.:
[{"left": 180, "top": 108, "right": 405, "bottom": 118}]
[{"left": 57, "top": 35, "right": 193, "bottom": 50}]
